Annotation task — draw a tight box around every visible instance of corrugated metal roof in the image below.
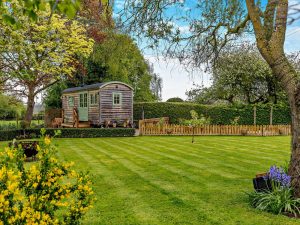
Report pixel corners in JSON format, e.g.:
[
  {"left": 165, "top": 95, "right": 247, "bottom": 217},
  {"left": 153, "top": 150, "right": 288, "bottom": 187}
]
[{"left": 62, "top": 83, "right": 104, "bottom": 93}]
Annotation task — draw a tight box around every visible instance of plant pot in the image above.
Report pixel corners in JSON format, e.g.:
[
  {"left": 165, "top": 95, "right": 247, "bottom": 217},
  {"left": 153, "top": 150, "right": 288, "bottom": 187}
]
[
  {"left": 253, "top": 175, "right": 272, "bottom": 192},
  {"left": 9, "top": 141, "right": 39, "bottom": 160}
]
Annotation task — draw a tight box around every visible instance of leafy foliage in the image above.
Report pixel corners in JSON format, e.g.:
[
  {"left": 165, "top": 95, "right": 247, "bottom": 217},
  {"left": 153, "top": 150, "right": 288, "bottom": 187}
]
[
  {"left": 249, "top": 186, "right": 300, "bottom": 216},
  {"left": 0, "top": 3, "right": 94, "bottom": 126},
  {"left": 43, "top": 83, "right": 68, "bottom": 109},
  {"left": 166, "top": 97, "right": 184, "bottom": 103},
  {"left": 186, "top": 45, "right": 287, "bottom": 105},
  {"left": 180, "top": 110, "right": 210, "bottom": 127},
  {"left": 0, "top": 129, "right": 94, "bottom": 224},
  {"left": 0, "top": 0, "right": 81, "bottom": 25},
  {"left": 0, "top": 94, "right": 24, "bottom": 119},
  {"left": 134, "top": 102, "right": 290, "bottom": 125}
]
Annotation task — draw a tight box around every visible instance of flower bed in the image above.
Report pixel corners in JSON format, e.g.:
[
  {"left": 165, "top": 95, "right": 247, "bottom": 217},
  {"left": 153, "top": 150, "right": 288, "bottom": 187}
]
[{"left": 249, "top": 165, "right": 300, "bottom": 217}]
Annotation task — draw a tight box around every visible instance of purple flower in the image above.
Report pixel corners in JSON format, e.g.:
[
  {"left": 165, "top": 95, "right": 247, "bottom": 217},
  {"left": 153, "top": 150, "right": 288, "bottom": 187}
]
[{"left": 267, "top": 165, "right": 291, "bottom": 188}]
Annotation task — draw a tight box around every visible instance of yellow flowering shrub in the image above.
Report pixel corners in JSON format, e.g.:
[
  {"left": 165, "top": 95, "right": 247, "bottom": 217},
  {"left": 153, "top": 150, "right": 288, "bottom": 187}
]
[{"left": 0, "top": 129, "right": 94, "bottom": 224}]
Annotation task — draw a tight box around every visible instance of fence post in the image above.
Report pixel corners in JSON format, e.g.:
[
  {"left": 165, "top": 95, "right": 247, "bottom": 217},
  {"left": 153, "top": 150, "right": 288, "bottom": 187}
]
[
  {"left": 142, "top": 106, "right": 145, "bottom": 120},
  {"left": 270, "top": 105, "right": 273, "bottom": 125},
  {"left": 139, "top": 120, "right": 144, "bottom": 136},
  {"left": 254, "top": 105, "right": 257, "bottom": 125}
]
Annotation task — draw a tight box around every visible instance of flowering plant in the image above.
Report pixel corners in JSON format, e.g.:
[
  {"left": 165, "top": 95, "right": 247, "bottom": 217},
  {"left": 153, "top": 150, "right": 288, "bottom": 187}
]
[
  {"left": 249, "top": 165, "right": 300, "bottom": 216},
  {"left": 269, "top": 165, "right": 291, "bottom": 187},
  {"left": 0, "top": 128, "right": 94, "bottom": 224},
  {"left": 265, "top": 165, "right": 291, "bottom": 188}
]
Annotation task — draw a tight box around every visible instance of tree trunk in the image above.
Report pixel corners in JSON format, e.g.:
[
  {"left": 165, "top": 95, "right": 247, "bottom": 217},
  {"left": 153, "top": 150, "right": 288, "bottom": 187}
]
[
  {"left": 268, "top": 56, "right": 300, "bottom": 197},
  {"left": 24, "top": 87, "right": 35, "bottom": 128}
]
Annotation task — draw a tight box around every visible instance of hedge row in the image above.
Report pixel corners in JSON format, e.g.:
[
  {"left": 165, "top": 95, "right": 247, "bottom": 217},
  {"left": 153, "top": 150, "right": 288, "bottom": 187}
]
[
  {"left": 0, "top": 128, "right": 135, "bottom": 141},
  {"left": 133, "top": 102, "right": 291, "bottom": 125}
]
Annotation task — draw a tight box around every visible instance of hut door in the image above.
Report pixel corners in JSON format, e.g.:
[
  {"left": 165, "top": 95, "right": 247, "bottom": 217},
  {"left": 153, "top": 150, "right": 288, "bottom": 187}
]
[{"left": 78, "top": 92, "right": 88, "bottom": 121}]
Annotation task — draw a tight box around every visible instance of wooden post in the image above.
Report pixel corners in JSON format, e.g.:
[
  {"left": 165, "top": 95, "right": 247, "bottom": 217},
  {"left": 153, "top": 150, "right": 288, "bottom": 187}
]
[
  {"left": 253, "top": 105, "right": 257, "bottom": 125},
  {"left": 270, "top": 105, "right": 273, "bottom": 125},
  {"left": 139, "top": 120, "right": 144, "bottom": 136},
  {"left": 16, "top": 113, "right": 19, "bottom": 129}
]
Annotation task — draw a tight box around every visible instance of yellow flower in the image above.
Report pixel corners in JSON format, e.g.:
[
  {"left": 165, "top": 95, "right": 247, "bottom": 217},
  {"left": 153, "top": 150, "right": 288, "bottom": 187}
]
[
  {"left": 36, "top": 145, "right": 41, "bottom": 151},
  {"left": 32, "top": 183, "right": 38, "bottom": 188},
  {"left": 7, "top": 182, "right": 18, "bottom": 192},
  {"left": 44, "top": 136, "right": 51, "bottom": 145}
]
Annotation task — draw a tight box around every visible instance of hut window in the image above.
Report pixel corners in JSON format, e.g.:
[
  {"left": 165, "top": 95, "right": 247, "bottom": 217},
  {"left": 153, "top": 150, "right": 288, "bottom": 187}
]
[
  {"left": 80, "top": 94, "right": 83, "bottom": 107},
  {"left": 95, "top": 93, "right": 98, "bottom": 104},
  {"left": 90, "top": 94, "right": 94, "bottom": 105},
  {"left": 79, "top": 93, "right": 88, "bottom": 107},
  {"left": 90, "top": 93, "right": 98, "bottom": 105},
  {"left": 84, "top": 93, "right": 88, "bottom": 107},
  {"left": 113, "top": 93, "right": 122, "bottom": 106},
  {"left": 68, "top": 96, "right": 74, "bottom": 107}
]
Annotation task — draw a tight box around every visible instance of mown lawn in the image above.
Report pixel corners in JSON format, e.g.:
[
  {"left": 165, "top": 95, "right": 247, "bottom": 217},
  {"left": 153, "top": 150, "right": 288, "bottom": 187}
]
[{"left": 1, "top": 136, "right": 299, "bottom": 224}]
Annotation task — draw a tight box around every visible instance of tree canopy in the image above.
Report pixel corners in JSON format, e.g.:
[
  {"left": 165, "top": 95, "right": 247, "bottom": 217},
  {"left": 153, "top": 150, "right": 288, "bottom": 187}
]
[
  {"left": 0, "top": 94, "right": 24, "bottom": 119},
  {"left": 0, "top": 3, "right": 94, "bottom": 125},
  {"left": 187, "top": 44, "right": 288, "bottom": 105},
  {"left": 0, "top": 0, "right": 81, "bottom": 25}
]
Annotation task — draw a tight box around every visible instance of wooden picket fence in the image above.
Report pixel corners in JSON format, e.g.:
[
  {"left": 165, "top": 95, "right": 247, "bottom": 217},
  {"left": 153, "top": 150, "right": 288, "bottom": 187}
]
[{"left": 139, "top": 122, "right": 291, "bottom": 136}]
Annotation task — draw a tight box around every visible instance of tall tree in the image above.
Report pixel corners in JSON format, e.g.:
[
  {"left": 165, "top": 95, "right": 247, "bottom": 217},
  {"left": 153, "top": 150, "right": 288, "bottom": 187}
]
[
  {"left": 121, "top": 0, "right": 300, "bottom": 196},
  {"left": 0, "top": 4, "right": 93, "bottom": 126},
  {"left": 80, "top": 34, "right": 156, "bottom": 102},
  {"left": 148, "top": 61, "right": 163, "bottom": 101},
  {"left": 187, "top": 44, "right": 287, "bottom": 105}
]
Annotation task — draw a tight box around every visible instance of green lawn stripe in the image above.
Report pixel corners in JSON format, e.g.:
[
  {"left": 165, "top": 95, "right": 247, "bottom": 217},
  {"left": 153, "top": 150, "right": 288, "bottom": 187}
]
[
  {"left": 83, "top": 139, "right": 222, "bottom": 225},
  {"left": 60, "top": 140, "right": 158, "bottom": 225}
]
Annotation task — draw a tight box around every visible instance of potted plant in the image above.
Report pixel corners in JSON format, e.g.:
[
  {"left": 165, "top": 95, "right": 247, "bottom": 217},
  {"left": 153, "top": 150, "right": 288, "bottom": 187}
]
[
  {"left": 9, "top": 140, "right": 39, "bottom": 161},
  {"left": 253, "top": 172, "right": 272, "bottom": 192},
  {"left": 123, "top": 119, "right": 130, "bottom": 128},
  {"left": 112, "top": 120, "right": 117, "bottom": 128}
]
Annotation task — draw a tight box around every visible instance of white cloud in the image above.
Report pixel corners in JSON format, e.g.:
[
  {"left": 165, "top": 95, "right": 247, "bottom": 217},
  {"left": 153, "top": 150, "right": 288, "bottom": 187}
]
[{"left": 145, "top": 56, "right": 212, "bottom": 101}]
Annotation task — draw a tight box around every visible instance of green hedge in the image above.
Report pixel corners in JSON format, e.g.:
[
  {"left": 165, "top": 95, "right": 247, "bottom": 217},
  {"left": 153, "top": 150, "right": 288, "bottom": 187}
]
[
  {"left": 0, "top": 128, "right": 135, "bottom": 141},
  {"left": 133, "top": 102, "right": 291, "bottom": 125}
]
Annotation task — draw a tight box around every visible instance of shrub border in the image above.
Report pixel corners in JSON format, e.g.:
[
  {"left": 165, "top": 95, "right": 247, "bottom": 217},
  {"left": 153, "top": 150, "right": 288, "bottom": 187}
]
[{"left": 0, "top": 128, "right": 135, "bottom": 141}]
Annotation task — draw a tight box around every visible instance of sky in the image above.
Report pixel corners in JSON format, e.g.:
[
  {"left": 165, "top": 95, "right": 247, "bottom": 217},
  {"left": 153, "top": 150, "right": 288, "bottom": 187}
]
[{"left": 113, "top": 0, "right": 300, "bottom": 101}]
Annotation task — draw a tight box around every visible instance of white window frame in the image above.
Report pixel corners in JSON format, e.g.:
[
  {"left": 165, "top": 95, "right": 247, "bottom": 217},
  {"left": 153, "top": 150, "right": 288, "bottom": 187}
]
[
  {"left": 68, "top": 96, "right": 74, "bottom": 107},
  {"left": 113, "top": 92, "right": 122, "bottom": 106}
]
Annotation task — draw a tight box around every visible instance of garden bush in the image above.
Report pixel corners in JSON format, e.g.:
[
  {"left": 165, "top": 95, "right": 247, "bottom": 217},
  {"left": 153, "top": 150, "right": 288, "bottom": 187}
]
[
  {"left": 0, "top": 129, "right": 95, "bottom": 224},
  {"left": 249, "top": 165, "right": 300, "bottom": 216},
  {"left": 134, "top": 102, "right": 290, "bottom": 125},
  {"left": 0, "top": 128, "right": 135, "bottom": 141}
]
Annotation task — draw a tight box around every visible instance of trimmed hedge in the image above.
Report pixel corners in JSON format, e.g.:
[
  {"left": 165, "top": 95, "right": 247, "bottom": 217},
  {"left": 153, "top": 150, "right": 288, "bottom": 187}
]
[
  {"left": 0, "top": 128, "right": 135, "bottom": 141},
  {"left": 133, "top": 102, "right": 291, "bottom": 125}
]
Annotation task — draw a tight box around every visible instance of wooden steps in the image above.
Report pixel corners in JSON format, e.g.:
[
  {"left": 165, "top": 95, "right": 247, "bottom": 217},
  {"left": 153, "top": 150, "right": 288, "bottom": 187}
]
[{"left": 61, "top": 122, "right": 91, "bottom": 128}]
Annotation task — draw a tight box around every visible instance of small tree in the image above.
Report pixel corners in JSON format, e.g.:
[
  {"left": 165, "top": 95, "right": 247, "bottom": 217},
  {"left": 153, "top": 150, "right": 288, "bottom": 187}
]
[{"left": 184, "top": 110, "right": 210, "bottom": 143}]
